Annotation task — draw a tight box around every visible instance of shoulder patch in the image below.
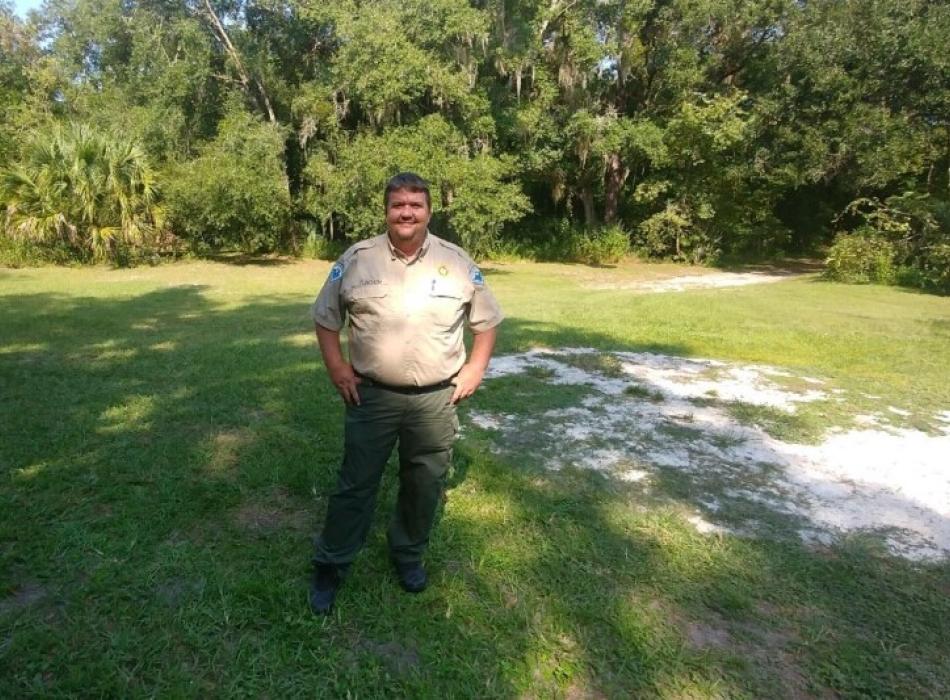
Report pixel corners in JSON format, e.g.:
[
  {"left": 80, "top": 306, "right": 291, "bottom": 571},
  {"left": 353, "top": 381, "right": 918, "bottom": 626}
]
[
  {"left": 329, "top": 261, "right": 344, "bottom": 282},
  {"left": 470, "top": 266, "right": 485, "bottom": 286}
]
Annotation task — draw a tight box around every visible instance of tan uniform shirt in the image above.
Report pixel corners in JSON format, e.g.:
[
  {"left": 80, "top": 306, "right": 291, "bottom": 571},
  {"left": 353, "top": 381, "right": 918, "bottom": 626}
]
[{"left": 311, "top": 232, "right": 503, "bottom": 387}]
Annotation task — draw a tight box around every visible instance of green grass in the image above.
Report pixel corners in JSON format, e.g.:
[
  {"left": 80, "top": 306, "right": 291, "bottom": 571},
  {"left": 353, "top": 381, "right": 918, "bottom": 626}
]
[
  {"left": 724, "top": 402, "right": 830, "bottom": 445},
  {"left": 1, "top": 260, "right": 949, "bottom": 697},
  {"left": 554, "top": 351, "right": 627, "bottom": 378},
  {"left": 624, "top": 383, "right": 665, "bottom": 402}
]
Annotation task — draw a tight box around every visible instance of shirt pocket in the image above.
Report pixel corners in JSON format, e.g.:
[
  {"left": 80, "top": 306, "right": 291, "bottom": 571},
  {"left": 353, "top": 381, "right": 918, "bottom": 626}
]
[
  {"left": 428, "top": 280, "right": 466, "bottom": 327},
  {"left": 344, "top": 283, "right": 389, "bottom": 319}
]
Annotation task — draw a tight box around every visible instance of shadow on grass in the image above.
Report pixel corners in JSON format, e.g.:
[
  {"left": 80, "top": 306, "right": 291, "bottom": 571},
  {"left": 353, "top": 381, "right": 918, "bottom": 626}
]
[
  {"left": 804, "top": 275, "right": 950, "bottom": 298},
  {"left": 713, "top": 258, "right": 825, "bottom": 275},
  {"left": 0, "top": 293, "right": 947, "bottom": 696},
  {"left": 203, "top": 252, "right": 297, "bottom": 267}
]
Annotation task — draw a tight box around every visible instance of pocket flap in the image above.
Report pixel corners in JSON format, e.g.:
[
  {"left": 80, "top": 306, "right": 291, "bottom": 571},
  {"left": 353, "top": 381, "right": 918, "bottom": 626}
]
[
  {"left": 346, "top": 283, "right": 388, "bottom": 300},
  {"left": 430, "top": 279, "right": 464, "bottom": 299}
]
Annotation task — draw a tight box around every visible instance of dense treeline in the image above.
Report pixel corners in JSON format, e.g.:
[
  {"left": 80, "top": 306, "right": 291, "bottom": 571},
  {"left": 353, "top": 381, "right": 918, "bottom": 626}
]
[{"left": 0, "top": 1, "right": 947, "bottom": 288}]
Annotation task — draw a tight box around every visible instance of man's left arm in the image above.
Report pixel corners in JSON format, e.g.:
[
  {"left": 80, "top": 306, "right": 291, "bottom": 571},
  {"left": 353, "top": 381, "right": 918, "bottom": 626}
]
[{"left": 451, "top": 327, "right": 497, "bottom": 404}]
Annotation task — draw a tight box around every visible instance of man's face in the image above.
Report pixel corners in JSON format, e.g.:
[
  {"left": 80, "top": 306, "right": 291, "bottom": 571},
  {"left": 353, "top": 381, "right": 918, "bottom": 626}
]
[{"left": 386, "top": 188, "right": 430, "bottom": 247}]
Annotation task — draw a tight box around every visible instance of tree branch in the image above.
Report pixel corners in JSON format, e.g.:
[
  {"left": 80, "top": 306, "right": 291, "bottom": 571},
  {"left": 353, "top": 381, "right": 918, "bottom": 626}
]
[{"left": 200, "top": 0, "right": 277, "bottom": 123}]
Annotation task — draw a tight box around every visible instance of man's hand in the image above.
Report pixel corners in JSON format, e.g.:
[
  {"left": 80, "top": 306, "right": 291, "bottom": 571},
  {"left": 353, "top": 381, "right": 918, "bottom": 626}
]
[
  {"left": 450, "top": 363, "right": 485, "bottom": 404},
  {"left": 450, "top": 327, "right": 497, "bottom": 404},
  {"left": 315, "top": 324, "right": 361, "bottom": 405},
  {"left": 328, "top": 361, "right": 362, "bottom": 405}
]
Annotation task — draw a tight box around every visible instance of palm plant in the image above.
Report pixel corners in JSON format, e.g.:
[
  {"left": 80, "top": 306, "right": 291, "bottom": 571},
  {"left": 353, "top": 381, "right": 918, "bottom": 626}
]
[{"left": 1, "top": 123, "right": 161, "bottom": 262}]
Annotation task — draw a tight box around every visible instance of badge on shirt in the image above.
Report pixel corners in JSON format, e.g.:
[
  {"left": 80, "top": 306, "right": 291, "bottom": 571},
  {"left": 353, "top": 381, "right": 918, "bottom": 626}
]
[
  {"left": 329, "top": 261, "right": 344, "bottom": 282},
  {"left": 470, "top": 266, "right": 484, "bottom": 286},
  {"left": 438, "top": 265, "right": 449, "bottom": 277}
]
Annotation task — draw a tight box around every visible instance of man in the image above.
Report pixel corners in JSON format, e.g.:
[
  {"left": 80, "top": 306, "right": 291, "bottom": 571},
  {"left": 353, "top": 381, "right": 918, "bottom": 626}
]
[{"left": 308, "top": 172, "right": 503, "bottom": 615}]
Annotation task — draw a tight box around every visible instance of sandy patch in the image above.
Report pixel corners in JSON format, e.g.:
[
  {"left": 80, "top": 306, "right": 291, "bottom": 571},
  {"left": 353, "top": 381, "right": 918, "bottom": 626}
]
[
  {"left": 207, "top": 428, "right": 253, "bottom": 474},
  {"left": 350, "top": 637, "right": 420, "bottom": 676},
  {"left": 232, "top": 486, "right": 310, "bottom": 535},
  {"left": 470, "top": 349, "right": 950, "bottom": 560},
  {"left": 0, "top": 581, "right": 48, "bottom": 615},
  {"left": 585, "top": 271, "right": 800, "bottom": 292}
]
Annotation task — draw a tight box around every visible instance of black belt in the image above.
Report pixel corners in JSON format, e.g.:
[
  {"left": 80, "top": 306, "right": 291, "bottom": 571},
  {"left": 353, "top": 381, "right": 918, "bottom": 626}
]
[{"left": 356, "top": 373, "right": 455, "bottom": 394}]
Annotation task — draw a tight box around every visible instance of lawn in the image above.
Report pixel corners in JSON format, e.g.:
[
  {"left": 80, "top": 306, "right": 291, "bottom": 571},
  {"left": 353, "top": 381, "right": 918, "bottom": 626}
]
[{"left": 1, "top": 259, "right": 949, "bottom": 698}]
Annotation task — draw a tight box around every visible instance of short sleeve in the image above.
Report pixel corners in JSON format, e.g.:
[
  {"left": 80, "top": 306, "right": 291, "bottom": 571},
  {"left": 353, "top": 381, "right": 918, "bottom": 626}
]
[
  {"left": 466, "top": 263, "right": 503, "bottom": 333},
  {"left": 311, "top": 259, "right": 346, "bottom": 331}
]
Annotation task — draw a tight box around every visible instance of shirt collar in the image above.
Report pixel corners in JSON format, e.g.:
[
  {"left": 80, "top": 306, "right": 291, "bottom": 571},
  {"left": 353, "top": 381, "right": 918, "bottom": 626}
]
[{"left": 387, "top": 231, "right": 431, "bottom": 263}]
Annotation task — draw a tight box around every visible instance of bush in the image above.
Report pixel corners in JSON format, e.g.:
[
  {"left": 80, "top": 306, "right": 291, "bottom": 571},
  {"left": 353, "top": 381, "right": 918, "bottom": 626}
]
[
  {"left": 503, "top": 219, "right": 630, "bottom": 265},
  {"left": 914, "top": 242, "right": 950, "bottom": 293},
  {"left": 163, "top": 111, "right": 291, "bottom": 253},
  {"left": 298, "top": 222, "right": 346, "bottom": 261},
  {"left": 1, "top": 123, "right": 162, "bottom": 264},
  {"left": 445, "top": 155, "right": 532, "bottom": 259},
  {"left": 570, "top": 225, "right": 630, "bottom": 265},
  {"left": 829, "top": 194, "right": 950, "bottom": 293},
  {"left": 0, "top": 235, "right": 75, "bottom": 267},
  {"left": 824, "top": 228, "right": 898, "bottom": 284}
]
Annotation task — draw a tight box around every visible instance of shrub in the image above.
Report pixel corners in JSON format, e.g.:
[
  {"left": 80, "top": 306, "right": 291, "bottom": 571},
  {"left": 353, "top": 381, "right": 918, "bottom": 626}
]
[
  {"left": 445, "top": 155, "right": 532, "bottom": 259},
  {"left": 1, "top": 123, "right": 162, "bottom": 264},
  {"left": 0, "top": 235, "right": 75, "bottom": 267},
  {"left": 824, "top": 228, "right": 898, "bottom": 284},
  {"left": 829, "top": 194, "right": 950, "bottom": 292},
  {"left": 298, "top": 221, "right": 346, "bottom": 261},
  {"left": 509, "top": 220, "right": 630, "bottom": 265},
  {"left": 914, "top": 242, "right": 950, "bottom": 293},
  {"left": 163, "top": 111, "right": 291, "bottom": 253},
  {"left": 570, "top": 225, "right": 630, "bottom": 265}
]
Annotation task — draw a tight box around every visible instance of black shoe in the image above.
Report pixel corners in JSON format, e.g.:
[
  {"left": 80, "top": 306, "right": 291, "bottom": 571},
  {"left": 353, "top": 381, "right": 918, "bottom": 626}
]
[
  {"left": 393, "top": 560, "right": 427, "bottom": 593},
  {"left": 309, "top": 564, "right": 342, "bottom": 615}
]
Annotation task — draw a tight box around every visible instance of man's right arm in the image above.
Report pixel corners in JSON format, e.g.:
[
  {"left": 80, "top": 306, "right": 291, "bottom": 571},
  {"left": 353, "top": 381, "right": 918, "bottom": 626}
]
[{"left": 315, "top": 324, "right": 362, "bottom": 406}]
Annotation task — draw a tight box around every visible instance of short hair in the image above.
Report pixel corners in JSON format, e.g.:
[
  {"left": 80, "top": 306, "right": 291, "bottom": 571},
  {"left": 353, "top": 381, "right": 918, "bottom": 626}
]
[{"left": 384, "top": 172, "right": 431, "bottom": 210}]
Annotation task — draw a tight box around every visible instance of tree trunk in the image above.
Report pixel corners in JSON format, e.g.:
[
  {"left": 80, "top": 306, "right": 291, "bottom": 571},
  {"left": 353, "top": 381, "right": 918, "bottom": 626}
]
[
  {"left": 581, "top": 187, "right": 596, "bottom": 228},
  {"left": 441, "top": 183, "right": 455, "bottom": 209},
  {"left": 603, "top": 152, "right": 624, "bottom": 225}
]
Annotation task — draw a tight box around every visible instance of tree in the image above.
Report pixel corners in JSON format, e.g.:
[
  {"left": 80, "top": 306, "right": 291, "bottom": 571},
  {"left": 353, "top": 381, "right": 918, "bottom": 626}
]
[{"left": 1, "top": 123, "right": 162, "bottom": 262}]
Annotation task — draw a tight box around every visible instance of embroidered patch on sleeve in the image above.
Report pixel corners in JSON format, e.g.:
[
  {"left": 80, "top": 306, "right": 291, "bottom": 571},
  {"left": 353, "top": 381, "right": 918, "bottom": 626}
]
[
  {"left": 329, "top": 261, "right": 344, "bottom": 282},
  {"left": 470, "top": 266, "right": 484, "bottom": 286}
]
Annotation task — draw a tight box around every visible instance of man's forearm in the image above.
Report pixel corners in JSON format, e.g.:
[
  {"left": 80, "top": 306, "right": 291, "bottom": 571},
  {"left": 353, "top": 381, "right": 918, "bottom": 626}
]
[
  {"left": 468, "top": 326, "right": 497, "bottom": 371},
  {"left": 316, "top": 324, "right": 362, "bottom": 405},
  {"left": 315, "top": 324, "right": 346, "bottom": 370}
]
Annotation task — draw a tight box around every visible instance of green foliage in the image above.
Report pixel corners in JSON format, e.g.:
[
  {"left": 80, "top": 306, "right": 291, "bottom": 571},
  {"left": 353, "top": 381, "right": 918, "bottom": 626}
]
[
  {"left": 569, "top": 225, "right": 630, "bottom": 265},
  {"left": 514, "top": 218, "right": 629, "bottom": 264},
  {"left": 1, "top": 0, "right": 947, "bottom": 272},
  {"left": 163, "top": 110, "right": 291, "bottom": 253},
  {"left": 824, "top": 230, "right": 898, "bottom": 285},
  {"left": 444, "top": 154, "right": 531, "bottom": 258},
  {"left": 299, "top": 222, "right": 345, "bottom": 261},
  {"left": 828, "top": 194, "right": 950, "bottom": 292},
  {"left": 0, "top": 233, "right": 75, "bottom": 267},
  {"left": 632, "top": 92, "right": 779, "bottom": 263},
  {"left": 1, "top": 123, "right": 162, "bottom": 263},
  {"left": 301, "top": 115, "right": 529, "bottom": 256}
]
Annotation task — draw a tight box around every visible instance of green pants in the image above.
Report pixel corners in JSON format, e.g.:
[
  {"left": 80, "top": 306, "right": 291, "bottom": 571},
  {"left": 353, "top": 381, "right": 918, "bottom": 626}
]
[{"left": 314, "top": 382, "right": 458, "bottom": 566}]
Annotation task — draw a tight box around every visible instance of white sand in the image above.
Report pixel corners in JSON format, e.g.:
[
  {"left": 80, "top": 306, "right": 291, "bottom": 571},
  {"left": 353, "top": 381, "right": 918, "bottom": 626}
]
[
  {"left": 585, "top": 271, "right": 799, "bottom": 293},
  {"left": 470, "top": 349, "right": 950, "bottom": 561}
]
